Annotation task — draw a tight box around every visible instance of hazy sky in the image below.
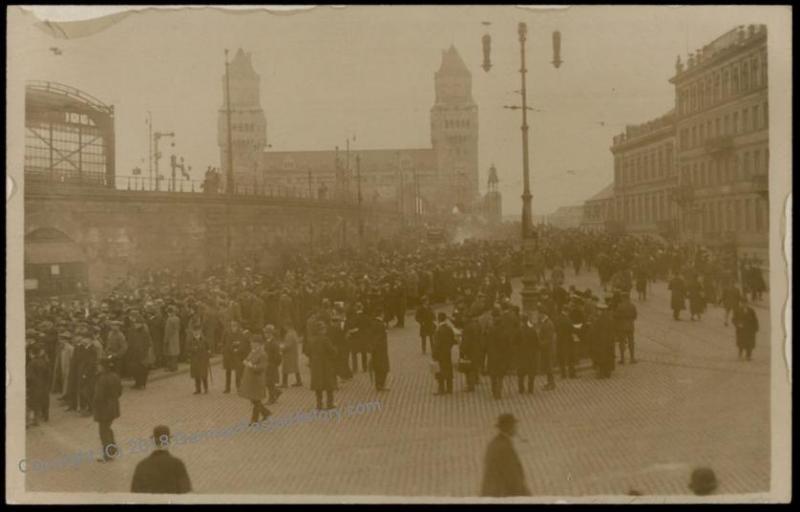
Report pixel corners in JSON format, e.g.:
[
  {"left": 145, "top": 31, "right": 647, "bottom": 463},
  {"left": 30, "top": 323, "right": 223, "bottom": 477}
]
[{"left": 10, "top": 5, "right": 784, "bottom": 215}]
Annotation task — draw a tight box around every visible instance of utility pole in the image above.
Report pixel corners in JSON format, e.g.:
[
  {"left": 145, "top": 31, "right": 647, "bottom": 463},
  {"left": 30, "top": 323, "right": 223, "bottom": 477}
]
[
  {"left": 146, "top": 111, "right": 153, "bottom": 189},
  {"left": 224, "top": 49, "right": 235, "bottom": 268},
  {"left": 519, "top": 22, "right": 532, "bottom": 242},
  {"left": 356, "top": 154, "right": 364, "bottom": 246}
]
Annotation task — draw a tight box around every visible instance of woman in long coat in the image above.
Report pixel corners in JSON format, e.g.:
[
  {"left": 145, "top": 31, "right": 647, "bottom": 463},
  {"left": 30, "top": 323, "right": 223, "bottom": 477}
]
[
  {"left": 238, "top": 335, "right": 270, "bottom": 424},
  {"left": 732, "top": 301, "right": 759, "bottom": 360},
  {"left": 187, "top": 325, "right": 210, "bottom": 394},
  {"left": 687, "top": 277, "right": 705, "bottom": 321},
  {"left": 163, "top": 307, "right": 181, "bottom": 371},
  {"left": 279, "top": 325, "right": 302, "bottom": 387}
]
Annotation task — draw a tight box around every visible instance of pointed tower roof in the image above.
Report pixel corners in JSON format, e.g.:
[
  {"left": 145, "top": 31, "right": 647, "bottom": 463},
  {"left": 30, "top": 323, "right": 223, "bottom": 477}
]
[
  {"left": 229, "top": 48, "right": 257, "bottom": 76},
  {"left": 437, "top": 45, "right": 471, "bottom": 76}
]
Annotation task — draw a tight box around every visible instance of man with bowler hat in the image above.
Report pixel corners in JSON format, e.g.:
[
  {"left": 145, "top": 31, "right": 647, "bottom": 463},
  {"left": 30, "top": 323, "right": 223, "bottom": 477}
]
[{"left": 480, "top": 413, "right": 531, "bottom": 497}]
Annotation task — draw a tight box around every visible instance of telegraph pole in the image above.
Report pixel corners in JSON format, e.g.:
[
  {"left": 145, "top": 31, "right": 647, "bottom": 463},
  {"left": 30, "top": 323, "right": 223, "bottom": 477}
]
[
  {"left": 146, "top": 111, "right": 153, "bottom": 189},
  {"left": 224, "top": 49, "right": 235, "bottom": 267},
  {"left": 356, "top": 154, "right": 364, "bottom": 246},
  {"left": 518, "top": 22, "right": 533, "bottom": 241}
]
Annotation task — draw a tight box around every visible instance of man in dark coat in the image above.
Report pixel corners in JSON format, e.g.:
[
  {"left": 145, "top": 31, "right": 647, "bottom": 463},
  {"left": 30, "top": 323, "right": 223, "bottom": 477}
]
[
  {"left": 263, "top": 325, "right": 283, "bottom": 404},
  {"left": 515, "top": 314, "right": 538, "bottom": 394},
  {"left": 732, "top": 300, "right": 759, "bottom": 360},
  {"left": 533, "top": 305, "right": 556, "bottom": 391},
  {"left": 552, "top": 306, "right": 576, "bottom": 379},
  {"left": 26, "top": 343, "right": 51, "bottom": 426},
  {"left": 329, "top": 307, "right": 353, "bottom": 382},
  {"left": 93, "top": 357, "right": 122, "bottom": 462},
  {"left": 222, "top": 320, "right": 248, "bottom": 393},
  {"left": 367, "top": 309, "right": 390, "bottom": 391},
  {"left": 613, "top": 294, "right": 638, "bottom": 364},
  {"left": 414, "top": 296, "right": 436, "bottom": 355},
  {"left": 126, "top": 314, "right": 152, "bottom": 390},
  {"left": 591, "top": 301, "right": 616, "bottom": 379},
  {"left": 460, "top": 315, "right": 482, "bottom": 392},
  {"left": 187, "top": 325, "right": 210, "bottom": 394},
  {"left": 303, "top": 312, "right": 337, "bottom": 410},
  {"left": 668, "top": 274, "right": 687, "bottom": 321},
  {"left": 486, "top": 307, "right": 511, "bottom": 400},
  {"left": 131, "top": 425, "right": 192, "bottom": 494},
  {"left": 346, "top": 303, "right": 369, "bottom": 373},
  {"left": 480, "top": 413, "right": 531, "bottom": 497},
  {"left": 432, "top": 312, "right": 456, "bottom": 395}
]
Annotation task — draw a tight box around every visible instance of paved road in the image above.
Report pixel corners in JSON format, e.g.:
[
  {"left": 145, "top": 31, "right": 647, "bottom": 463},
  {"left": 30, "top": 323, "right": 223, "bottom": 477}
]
[{"left": 23, "top": 271, "right": 771, "bottom": 497}]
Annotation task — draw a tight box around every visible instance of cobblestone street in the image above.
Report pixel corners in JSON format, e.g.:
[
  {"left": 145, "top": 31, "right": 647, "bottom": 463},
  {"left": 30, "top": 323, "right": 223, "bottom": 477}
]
[{"left": 23, "top": 272, "right": 772, "bottom": 497}]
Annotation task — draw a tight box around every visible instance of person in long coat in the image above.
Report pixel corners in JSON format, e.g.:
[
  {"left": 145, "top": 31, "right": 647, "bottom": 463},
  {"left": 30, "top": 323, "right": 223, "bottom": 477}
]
[
  {"left": 26, "top": 344, "right": 51, "bottom": 426},
  {"left": 329, "top": 307, "right": 353, "bottom": 381},
  {"left": 239, "top": 335, "right": 270, "bottom": 424},
  {"left": 687, "top": 277, "right": 705, "bottom": 321},
  {"left": 591, "top": 302, "right": 616, "bottom": 378},
  {"left": 222, "top": 319, "right": 248, "bottom": 393},
  {"left": 515, "top": 315, "right": 538, "bottom": 394},
  {"left": 459, "top": 315, "right": 482, "bottom": 392},
  {"left": 732, "top": 300, "right": 759, "bottom": 360},
  {"left": 126, "top": 314, "right": 152, "bottom": 390},
  {"left": 432, "top": 312, "right": 456, "bottom": 395},
  {"left": 367, "top": 310, "right": 390, "bottom": 391},
  {"left": 303, "top": 312, "right": 337, "bottom": 410},
  {"left": 163, "top": 307, "right": 181, "bottom": 371},
  {"left": 279, "top": 325, "right": 302, "bottom": 388},
  {"left": 105, "top": 322, "right": 128, "bottom": 373},
  {"left": 613, "top": 294, "right": 638, "bottom": 364},
  {"left": 93, "top": 357, "right": 122, "bottom": 462},
  {"left": 414, "top": 296, "right": 436, "bottom": 355},
  {"left": 263, "top": 325, "right": 283, "bottom": 404},
  {"left": 187, "top": 325, "right": 210, "bottom": 394},
  {"left": 721, "top": 281, "right": 741, "bottom": 327},
  {"left": 533, "top": 306, "right": 556, "bottom": 391},
  {"left": 480, "top": 414, "right": 531, "bottom": 497},
  {"left": 486, "top": 308, "right": 511, "bottom": 400},
  {"left": 668, "top": 274, "right": 687, "bottom": 320},
  {"left": 51, "top": 332, "right": 74, "bottom": 395}
]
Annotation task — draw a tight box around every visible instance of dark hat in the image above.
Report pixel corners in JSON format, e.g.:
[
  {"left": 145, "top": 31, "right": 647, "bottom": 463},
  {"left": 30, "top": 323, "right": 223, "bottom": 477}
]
[
  {"left": 495, "top": 413, "right": 518, "bottom": 429},
  {"left": 688, "top": 467, "right": 718, "bottom": 495},
  {"left": 437, "top": 312, "right": 448, "bottom": 322}
]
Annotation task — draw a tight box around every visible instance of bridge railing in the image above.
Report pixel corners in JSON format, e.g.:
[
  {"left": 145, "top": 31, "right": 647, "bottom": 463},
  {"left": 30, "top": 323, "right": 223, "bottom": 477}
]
[{"left": 24, "top": 172, "right": 396, "bottom": 211}]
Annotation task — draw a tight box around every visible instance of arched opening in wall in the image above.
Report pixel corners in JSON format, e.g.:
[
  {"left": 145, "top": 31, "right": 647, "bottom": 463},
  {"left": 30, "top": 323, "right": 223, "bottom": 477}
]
[{"left": 24, "top": 227, "right": 89, "bottom": 299}]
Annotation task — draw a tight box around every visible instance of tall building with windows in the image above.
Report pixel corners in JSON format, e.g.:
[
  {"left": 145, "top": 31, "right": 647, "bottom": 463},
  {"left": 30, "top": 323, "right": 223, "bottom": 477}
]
[
  {"left": 670, "top": 24, "right": 768, "bottom": 265},
  {"left": 609, "top": 111, "right": 678, "bottom": 238},
  {"left": 218, "top": 46, "right": 479, "bottom": 214}
]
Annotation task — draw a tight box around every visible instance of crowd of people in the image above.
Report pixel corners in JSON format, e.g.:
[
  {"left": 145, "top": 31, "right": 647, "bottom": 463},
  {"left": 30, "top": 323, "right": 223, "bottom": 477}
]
[{"left": 24, "top": 227, "right": 766, "bottom": 466}]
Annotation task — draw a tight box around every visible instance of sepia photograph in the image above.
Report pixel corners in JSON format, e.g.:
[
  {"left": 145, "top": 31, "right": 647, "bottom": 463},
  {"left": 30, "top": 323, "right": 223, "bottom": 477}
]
[{"left": 5, "top": 4, "right": 792, "bottom": 504}]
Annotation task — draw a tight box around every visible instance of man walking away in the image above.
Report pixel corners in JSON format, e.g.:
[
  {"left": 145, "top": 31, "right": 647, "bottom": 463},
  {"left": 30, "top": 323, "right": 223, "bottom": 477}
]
[
  {"left": 93, "top": 356, "right": 122, "bottom": 463},
  {"left": 533, "top": 304, "right": 556, "bottom": 391},
  {"left": 415, "top": 296, "right": 436, "bottom": 355},
  {"left": 131, "top": 425, "right": 192, "bottom": 494},
  {"left": 480, "top": 413, "right": 531, "bottom": 497},
  {"left": 613, "top": 293, "right": 638, "bottom": 364},
  {"left": 432, "top": 312, "right": 455, "bottom": 395},
  {"left": 732, "top": 299, "right": 759, "bottom": 361}
]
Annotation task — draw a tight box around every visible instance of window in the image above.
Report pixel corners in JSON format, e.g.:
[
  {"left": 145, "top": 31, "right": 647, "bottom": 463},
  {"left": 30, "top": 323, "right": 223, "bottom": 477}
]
[
  {"left": 741, "top": 61, "right": 750, "bottom": 91},
  {"left": 745, "top": 198, "right": 753, "bottom": 231},
  {"left": 761, "top": 54, "right": 768, "bottom": 86},
  {"left": 765, "top": 148, "right": 770, "bottom": 173},
  {"left": 752, "top": 58, "right": 759, "bottom": 88},
  {"left": 724, "top": 114, "right": 730, "bottom": 135},
  {"left": 753, "top": 149, "right": 761, "bottom": 174},
  {"left": 763, "top": 101, "right": 769, "bottom": 128},
  {"left": 743, "top": 151, "right": 751, "bottom": 178},
  {"left": 709, "top": 202, "right": 716, "bottom": 231},
  {"left": 752, "top": 105, "right": 760, "bottom": 130},
  {"left": 732, "top": 66, "right": 739, "bottom": 94},
  {"left": 692, "top": 162, "right": 698, "bottom": 185},
  {"left": 722, "top": 158, "right": 730, "bottom": 183},
  {"left": 699, "top": 123, "right": 705, "bottom": 142},
  {"left": 722, "top": 70, "right": 729, "bottom": 97},
  {"left": 691, "top": 126, "right": 697, "bottom": 147},
  {"left": 699, "top": 161, "right": 706, "bottom": 187},
  {"left": 743, "top": 109, "right": 749, "bottom": 132},
  {"left": 755, "top": 198, "right": 764, "bottom": 231},
  {"left": 680, "top": 129, "right": 688, "bottom": 150},
  {"left": 715, "top": 118, "right": 721, "bottom": 136},
  {"left": 733, "top": 112, "right": 739, "bottom": 135}
]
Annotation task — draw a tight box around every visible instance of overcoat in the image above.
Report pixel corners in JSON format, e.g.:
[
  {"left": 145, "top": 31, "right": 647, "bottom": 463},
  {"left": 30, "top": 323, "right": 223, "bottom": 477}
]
[
  {"left": 187, "top": 332, "right": 210, "bottom": 380},
  {"left": 480, "top": 433, "right": 531, "bottom": 497},
  {"left": 304, "top": 317, "right": 337, "bottom": 392},
  {"left": 279, "top": 329, "right": 301, "bottom": 375},
  {"left": 93, "top": 369, "right": 122, "bottom": 422},
  {"left": 163, "top": 315, "right": 181, "bottom": 357},
  {"left": 238, "top": 345, "right": 267, "bottom": 401},
  {"left": 732, "top": 306, "right": 759, "bottom": 350}
]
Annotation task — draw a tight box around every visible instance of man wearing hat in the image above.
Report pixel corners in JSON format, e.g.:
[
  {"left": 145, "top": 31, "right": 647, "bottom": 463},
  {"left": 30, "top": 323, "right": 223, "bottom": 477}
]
[
  {"left": 187, "top": 324, "right": 211, "bottom": 394},
  {"left": 591, "top": 299, "right": 616, "bottom": 379},
  {"left": 367, "top": 306, "right": 391, "bottom": 392},
  {"left": 93, "top": 356, "right": 122, "bottom": 463},
  {"left": 262, "top": 325, "right": 283, "bottom": 404},
  {"left": 51, "top": 331, "right": 74, "bottom": 396},
  {"left": 480, "top": 413, "right": 531, "bottom": 497},
  {"left": 414, "top": 296, "right": 436, "bottom": 355},
  {"left": 26, "top": 342, "right": 51, "bottom": 427},
  {"left": 131, "top": 425, "right": 193, "bottom": 493},
  {"left": 105, "top": 321, "right": 128, "bottom": 375},
  {"left": 432, "top": 312, "right": 456, "bottom": 395}
]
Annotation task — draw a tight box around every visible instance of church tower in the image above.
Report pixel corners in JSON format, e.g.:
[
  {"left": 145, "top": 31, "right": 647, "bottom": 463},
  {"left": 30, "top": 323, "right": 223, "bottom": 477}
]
[
  {"left": 430, "top": 45, "right": 479, "bottom": 210},
  {"left": 218, "top": 49, "right": 267, "bottom": 189}
]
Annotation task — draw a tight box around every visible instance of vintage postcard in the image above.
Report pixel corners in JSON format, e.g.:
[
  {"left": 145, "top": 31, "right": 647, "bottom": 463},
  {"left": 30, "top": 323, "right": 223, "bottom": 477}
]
[{"left": 5, "top": 4, "right": 791, "bottom": 504}]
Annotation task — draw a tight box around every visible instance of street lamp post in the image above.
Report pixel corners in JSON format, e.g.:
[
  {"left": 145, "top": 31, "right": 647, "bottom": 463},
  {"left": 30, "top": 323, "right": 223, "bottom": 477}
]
[{"left": 356, "top": 154, "right": 364, "bottom": 246}]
